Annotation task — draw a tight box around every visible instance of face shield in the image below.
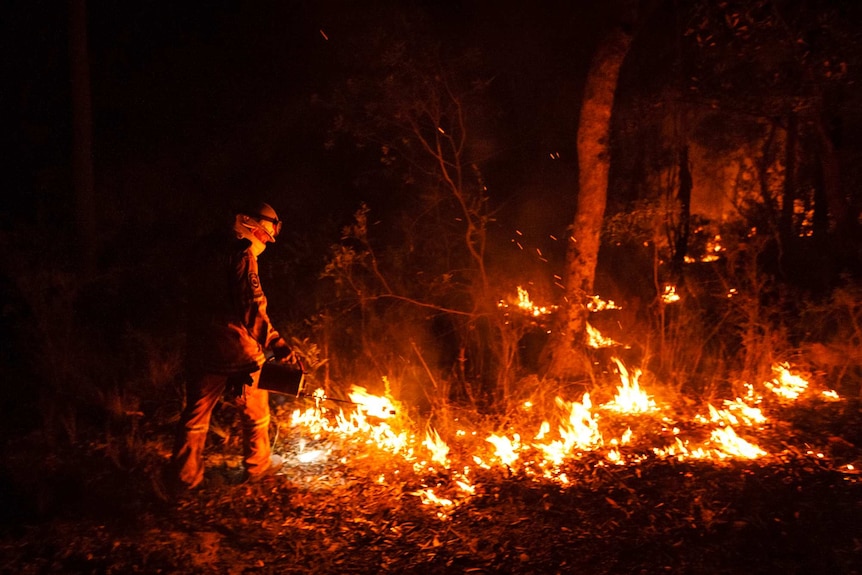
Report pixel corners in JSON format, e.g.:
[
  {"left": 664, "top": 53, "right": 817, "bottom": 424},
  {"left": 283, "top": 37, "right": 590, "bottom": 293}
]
[
  {"left": 242, "top": 203, "right": 282, "bottom": 242},
  {"left": 253, "top": 212, "right": 282, "bottom": 242}
]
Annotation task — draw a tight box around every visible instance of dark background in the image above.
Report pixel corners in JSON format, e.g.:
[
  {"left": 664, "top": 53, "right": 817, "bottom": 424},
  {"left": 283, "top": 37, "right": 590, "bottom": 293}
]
[{"left": 4, "top": 1, "right": 606, "bottom": 250}]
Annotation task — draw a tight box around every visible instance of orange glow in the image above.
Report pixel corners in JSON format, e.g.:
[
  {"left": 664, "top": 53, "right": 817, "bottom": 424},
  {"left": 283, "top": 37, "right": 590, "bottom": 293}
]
[{"left": 286, "top": 343, "right": 844, "bottom": 519}]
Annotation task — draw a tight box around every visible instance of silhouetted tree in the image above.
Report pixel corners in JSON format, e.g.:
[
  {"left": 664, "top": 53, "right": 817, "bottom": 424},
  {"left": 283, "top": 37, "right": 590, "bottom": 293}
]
[{"left": 69, "top": 0, "right": 96, "bottom": 274}]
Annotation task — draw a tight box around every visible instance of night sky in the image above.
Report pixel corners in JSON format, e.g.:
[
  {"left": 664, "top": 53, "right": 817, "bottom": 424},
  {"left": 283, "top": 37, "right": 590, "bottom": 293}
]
[{"left": 5, "top": 1, "right": 616, "bottom": 262}]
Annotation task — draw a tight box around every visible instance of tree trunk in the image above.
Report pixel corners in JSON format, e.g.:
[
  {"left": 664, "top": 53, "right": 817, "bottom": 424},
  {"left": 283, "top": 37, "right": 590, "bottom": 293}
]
[
  {"left": 779, "top": 112, "right": 797, "bottom": 245},
  {"left": 546, "top": 26, "right": 632, "bottom": 376},
  {"left": 69, "top": 0, "right": 96, "bottom": 274},
  {"left": 813, "top": 116, "right": 848, "bottom": 235},
  {"left": 672, "top": 144, "right": 692, "bottom": 276}
]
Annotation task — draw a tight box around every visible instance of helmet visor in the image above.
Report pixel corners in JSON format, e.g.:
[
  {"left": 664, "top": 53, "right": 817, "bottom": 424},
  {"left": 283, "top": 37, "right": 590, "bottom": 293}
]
[{"left": 254, "top": 213, "right": 282, "bottom": 241}]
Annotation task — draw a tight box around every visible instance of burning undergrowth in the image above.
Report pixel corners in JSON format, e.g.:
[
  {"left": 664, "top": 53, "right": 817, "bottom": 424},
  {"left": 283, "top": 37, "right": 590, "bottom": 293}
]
[
  {"left": 274, "top": 352, "right": 856, "bottom": 521},
  {"left": 146, "top": 351, "right": 859, "bottom": 574},
  {"left": 2, "top": 354, "right": 860, "bottom": 575}
]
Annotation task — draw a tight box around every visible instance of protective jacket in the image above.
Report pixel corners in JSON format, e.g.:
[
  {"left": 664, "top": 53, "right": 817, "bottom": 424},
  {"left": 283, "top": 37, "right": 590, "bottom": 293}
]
[{"left": 186, "top": 232, "right": 281, "bottom": 374}]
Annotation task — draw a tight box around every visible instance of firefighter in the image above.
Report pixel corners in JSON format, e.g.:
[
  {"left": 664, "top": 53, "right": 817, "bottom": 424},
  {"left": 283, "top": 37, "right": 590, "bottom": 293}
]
[{"left": 170, "top": 201, "right": 293, "bottom": 490}]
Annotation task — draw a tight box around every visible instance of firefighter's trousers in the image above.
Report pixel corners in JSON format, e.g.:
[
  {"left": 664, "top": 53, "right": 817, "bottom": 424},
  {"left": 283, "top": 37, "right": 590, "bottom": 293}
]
[{"left": 171, "top": 369, "right": 272, "bottom": 489}]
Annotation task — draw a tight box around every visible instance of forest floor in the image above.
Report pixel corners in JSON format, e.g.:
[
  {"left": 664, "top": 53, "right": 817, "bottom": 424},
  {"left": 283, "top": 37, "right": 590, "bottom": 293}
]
[{"left": 1, "top": 391, "right": 861, "bottom": 575}]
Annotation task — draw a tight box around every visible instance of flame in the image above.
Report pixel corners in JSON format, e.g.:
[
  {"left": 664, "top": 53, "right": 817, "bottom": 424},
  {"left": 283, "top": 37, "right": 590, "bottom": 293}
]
[
  {"left": 296, "top": 448, "right": 327, "bottom": 463},
  {"left": 533, "top": 394, "right": 602, "bottom": 468},
  {"left": 603, "top": 358, "right": 657, "bottom": 414},
  {"left": 705, "top": 398, "right": 765, "bottom": 427},
  {"left": 587, "top": 295, "right": 621, "bottom": 312},
  {"left": 586, "top": 323, "right": 619, "bottom": 349},
  {"left": 412, "top": 488, "right": 457, "bottom": 518},
  {"left": 498, "top": 286, "right": 556, "bottom": 316},
  {"left": 653, "top": 427, "right": 766, "bottom": 461},
  {"left": 284, "top": 353, "right": 850, "bottom": 520},
  {"left": 348, "top": 385, "right": 398, "bottom": 419},
  {"left": 290, "top": 384, "right": 409, "bottom": 455},
  {"left": 766, "top": 363, "right": 809, "bottom": 400},
  {"left": 620, "top": 427, "right": 633, "bottom": 445},
  {"left": 500, "top": 287, "right": 622, "bottom": 330},
  {"left": 456, "top": 478, "right": 475, "bottom": 495},
  {"left": 423, "top": 428, "right": 450, "bottom": 468},
  {"left": 709, "top": 426, "right": 767, "bottom": 459},
  {"left": 701, "top": 234, "right": 724, "bottom": 262},
  {"left": 514, "top": 286, "right": 553, "bottom": 316},
  {"left": 486, "top": 433, "right": 522, "bottom": 467}
]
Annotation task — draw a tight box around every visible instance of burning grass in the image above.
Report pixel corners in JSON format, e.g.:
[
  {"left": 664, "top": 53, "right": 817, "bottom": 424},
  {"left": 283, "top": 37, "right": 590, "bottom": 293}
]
[
  {"left": 1, "top": 356, "right": 860, "bottom": 574},
  {"left": 279, "top": 356, "right": 854, "bottom": 506},
  {"left": 209, "top": 360, "right": 862, "bottom": 573}
]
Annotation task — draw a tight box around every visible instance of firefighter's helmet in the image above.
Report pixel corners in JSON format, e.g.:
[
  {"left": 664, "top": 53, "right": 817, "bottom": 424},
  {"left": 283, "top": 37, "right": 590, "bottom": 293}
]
[{"left": 234, "top": 202, "right": 282, "bottom": 254}]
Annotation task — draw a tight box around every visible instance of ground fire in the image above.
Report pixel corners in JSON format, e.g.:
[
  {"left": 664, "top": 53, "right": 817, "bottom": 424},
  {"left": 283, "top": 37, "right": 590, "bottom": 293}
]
[{"left": 276, "top": 287, "right": 853, "bottom": 522}]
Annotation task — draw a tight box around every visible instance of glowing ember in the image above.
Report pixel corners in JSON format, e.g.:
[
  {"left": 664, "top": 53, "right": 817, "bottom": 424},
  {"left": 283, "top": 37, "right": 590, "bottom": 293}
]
[
  {"left": 411, "top": 488, "right": 455, "bottom": 519},
  {"left": 701, "top": 234, "right": 724, "bottom": 262},
  {"left": 297, "top": 449, "right": 327, "bottom": 463},
  {"left": 660, "top": 284, "right": 680, "bottom": 304}
]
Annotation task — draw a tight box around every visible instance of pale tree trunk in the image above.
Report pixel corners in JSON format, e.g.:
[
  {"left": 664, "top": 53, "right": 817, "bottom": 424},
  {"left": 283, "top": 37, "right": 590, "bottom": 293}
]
[{"left": 546, "top": 26, "right": 632, "bottom": 376}]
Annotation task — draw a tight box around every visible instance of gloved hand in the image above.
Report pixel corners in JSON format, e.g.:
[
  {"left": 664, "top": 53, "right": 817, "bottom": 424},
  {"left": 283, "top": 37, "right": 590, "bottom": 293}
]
[
  {"left": 271, "top": 338, "right": 293, "bottom": 362},
  {"left": 227, "top": 372, "right": 255, "bottom": 400}
]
